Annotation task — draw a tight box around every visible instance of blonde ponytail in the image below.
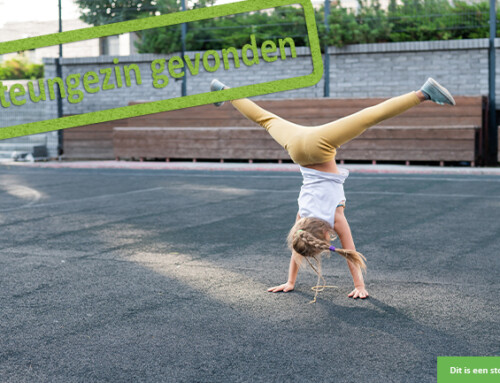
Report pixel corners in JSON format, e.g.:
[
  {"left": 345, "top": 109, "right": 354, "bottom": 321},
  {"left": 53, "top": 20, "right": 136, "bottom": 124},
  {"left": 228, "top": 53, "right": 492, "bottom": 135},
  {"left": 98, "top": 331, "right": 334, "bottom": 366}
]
[{"left": 330, "top": 247, "right": 367, "bottom": 272}]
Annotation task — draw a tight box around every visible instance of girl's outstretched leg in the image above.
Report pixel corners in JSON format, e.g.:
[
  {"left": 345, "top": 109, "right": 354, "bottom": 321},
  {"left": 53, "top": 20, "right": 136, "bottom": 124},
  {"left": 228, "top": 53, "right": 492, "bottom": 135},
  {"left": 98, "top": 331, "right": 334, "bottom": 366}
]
[
  {"left": 312, "top": 78, "right": 455, "bottom": 152},
  {"left": 230, "top": 98, "right": 306, "bottom": 154},
  {"left": 211, "top": 79, "right": 276, "bottom": 126},
  {"left": 229, "top": 98, "right": 280, "bottom": 132},
  {"left": 210, "top": 79, "right": 303, "bottom": 150},
  {"left": 314, "top": 91, "right": 422, "bottom": 149},
  {"left": 209, "top": 78, "right": 455, "bottom": 167}
]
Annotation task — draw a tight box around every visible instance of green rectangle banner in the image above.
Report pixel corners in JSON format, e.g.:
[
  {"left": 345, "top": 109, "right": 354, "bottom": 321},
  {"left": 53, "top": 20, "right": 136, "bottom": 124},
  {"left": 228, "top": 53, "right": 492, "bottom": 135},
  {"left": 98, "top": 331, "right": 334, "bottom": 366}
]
[
  {"left": 0, "top": 0, "right": 323, "bottom": 140},
  {"left": 438, "top": 357, "right": 500, "bottom": 383}
]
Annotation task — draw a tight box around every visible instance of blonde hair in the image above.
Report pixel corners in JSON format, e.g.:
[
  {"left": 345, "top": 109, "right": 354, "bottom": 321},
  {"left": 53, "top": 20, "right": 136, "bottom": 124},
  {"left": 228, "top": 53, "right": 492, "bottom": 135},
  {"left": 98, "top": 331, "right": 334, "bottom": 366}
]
[{"left": 287, "top": 217, "right": 367, "bottom": 302}]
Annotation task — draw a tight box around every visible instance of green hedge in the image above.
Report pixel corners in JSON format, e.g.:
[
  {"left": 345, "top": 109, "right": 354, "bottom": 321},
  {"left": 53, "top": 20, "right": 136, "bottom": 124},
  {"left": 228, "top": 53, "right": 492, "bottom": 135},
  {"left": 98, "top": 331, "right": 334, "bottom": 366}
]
[
  {"left": 134, "top": 0, "right": 499, "bottom": 52},
  {"left": 0, "top": 57, "right": 44, "bottom": 81},
  {"left": 322, "top": 0, "right": 497, "bottom": 47},
  {"left": 76, "top": 0, "right": 499, "bottom": 52}
]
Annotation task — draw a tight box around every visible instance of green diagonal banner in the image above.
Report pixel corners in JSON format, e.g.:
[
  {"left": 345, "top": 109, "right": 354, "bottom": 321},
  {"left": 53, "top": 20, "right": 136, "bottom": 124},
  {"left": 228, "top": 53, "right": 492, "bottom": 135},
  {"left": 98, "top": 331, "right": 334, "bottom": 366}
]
[{"left": 0, "top": 0, "right": 323, "bottom": 140}]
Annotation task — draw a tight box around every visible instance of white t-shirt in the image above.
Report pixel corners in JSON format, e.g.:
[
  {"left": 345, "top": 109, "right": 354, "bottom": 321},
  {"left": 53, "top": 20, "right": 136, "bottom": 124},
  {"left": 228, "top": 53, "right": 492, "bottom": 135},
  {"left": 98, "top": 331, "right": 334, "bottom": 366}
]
[{"left": 298, "top": 166, "right": 349, "bottom": 227}]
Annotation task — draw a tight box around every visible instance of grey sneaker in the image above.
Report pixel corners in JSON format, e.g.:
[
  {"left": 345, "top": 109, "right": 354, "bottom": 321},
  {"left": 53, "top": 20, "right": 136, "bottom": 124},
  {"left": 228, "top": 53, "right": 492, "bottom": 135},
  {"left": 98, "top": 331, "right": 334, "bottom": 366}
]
[
  {"left": 420, "top": 78, "right": 456, "bottom": 106},
  {"left": 210, "top": 79, "right": 227, "bottom": 107}
]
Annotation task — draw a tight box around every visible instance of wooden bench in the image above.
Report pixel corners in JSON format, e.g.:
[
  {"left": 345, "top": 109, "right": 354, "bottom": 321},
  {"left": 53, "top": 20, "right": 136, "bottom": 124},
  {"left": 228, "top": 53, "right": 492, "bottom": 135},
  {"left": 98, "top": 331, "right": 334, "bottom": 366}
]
[
  {"left": 113, "top": 127, "right": 289, "bottom": 162},
  {"left": 111, "top": 96, "right": 483, "bottom": 165},
  {"left": 62, "top": 96, "right": 485, "bottom": 163},
  {"left": 336, "top": 125, "right": 479, "bottom": 164},
  {"left": 62, "top": 119, "right": 127, "bottom": 160}
]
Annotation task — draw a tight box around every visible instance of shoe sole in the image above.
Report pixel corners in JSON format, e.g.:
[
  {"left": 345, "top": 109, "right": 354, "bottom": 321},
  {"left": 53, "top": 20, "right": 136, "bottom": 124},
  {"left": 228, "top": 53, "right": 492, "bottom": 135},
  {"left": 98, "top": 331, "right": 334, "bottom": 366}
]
[
  {"left": 210, "top": 79, "right": 225, "bottom": 106},
  {"left": 428, "top": 78, "right": 456, "bottom": 105},
  {"left": 210, "top": 79, "right": 225, "bottom": 92}
]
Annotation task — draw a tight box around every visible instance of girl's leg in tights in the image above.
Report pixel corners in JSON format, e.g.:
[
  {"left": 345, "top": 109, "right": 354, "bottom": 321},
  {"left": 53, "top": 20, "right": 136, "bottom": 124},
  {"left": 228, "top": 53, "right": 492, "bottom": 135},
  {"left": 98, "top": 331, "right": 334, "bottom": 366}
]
[
  {"left": 229, "top": 92, "right": 421, "bottom": 165},
  {"left": 313, "top": 92, "right": 421, "bottom": 149},
  {"left": 229, "top": 98, "right": 304, "bottom": 150}
]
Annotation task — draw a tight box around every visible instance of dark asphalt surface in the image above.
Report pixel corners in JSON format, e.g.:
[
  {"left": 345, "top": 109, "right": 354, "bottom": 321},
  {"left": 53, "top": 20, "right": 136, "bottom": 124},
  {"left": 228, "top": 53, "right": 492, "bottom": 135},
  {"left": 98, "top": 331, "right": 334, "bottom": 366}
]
[{"left": 1, "top": 164, "right": 499, "bottom": 383}]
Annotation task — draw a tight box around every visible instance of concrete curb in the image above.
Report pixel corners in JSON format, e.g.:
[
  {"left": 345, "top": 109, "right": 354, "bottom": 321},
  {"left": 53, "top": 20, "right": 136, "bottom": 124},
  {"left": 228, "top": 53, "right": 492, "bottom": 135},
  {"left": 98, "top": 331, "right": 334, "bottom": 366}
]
[{"left": 3, "top": 160, "right": 500, "bottom": 175}]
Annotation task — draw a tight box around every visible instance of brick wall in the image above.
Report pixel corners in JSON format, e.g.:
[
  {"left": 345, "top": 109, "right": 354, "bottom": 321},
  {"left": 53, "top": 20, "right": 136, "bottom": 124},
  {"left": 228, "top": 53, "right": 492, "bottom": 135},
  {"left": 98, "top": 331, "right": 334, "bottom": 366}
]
[
  {"left": 0, "top": 80, "right": 59, "bottom": 157},
  {"left": 328, "top": 39, "right": 494, "bottom": 98},
  {"left": 2, "top": 38, "right": 500, "bottom": 159},
  {"left": 42, "top": 45, "right": 317, "bottom": 116},
  {"left": 42, "top": 38, "right": 500, "bottom": 114}
]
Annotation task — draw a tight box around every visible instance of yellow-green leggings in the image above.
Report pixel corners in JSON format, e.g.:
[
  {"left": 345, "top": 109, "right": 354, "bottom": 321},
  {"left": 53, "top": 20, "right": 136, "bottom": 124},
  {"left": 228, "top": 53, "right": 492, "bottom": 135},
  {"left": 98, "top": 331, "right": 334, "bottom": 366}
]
[{"left": 230, "top": 92, "right": 421, "bottom": 165}]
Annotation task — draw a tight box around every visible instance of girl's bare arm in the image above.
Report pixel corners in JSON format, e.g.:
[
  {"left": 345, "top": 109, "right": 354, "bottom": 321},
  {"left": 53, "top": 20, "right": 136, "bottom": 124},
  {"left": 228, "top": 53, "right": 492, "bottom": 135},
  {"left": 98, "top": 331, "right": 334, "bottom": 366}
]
[
  {"left": 267, "top": 253, "right": 299, "bottom": 292},
  {"left": 267, "top": 214, "right": 301, "bottom": 293},
  {"left": 334, "top": 206, "right": 369, "bottom": 299}
]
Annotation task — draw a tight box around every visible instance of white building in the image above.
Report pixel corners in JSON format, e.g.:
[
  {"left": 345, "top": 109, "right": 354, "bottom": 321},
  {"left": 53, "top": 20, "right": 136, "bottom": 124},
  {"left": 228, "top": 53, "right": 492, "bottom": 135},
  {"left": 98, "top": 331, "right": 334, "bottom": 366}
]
[
  {"left": 0, "top": 0, "right": 138, "bottom": 63},
  {"left": 0, "top": 0, "right": 137, "bottom": 160}
]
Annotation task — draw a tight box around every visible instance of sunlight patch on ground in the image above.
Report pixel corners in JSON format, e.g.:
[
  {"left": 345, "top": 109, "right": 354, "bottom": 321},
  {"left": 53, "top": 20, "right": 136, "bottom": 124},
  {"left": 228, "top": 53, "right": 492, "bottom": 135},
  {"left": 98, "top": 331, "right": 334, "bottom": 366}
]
[
  {"left": 0, "top": 179, "right": 43, "bottom": 211},
  {"left": 128, "top": 251, "right": 286, "bottom": 314}
]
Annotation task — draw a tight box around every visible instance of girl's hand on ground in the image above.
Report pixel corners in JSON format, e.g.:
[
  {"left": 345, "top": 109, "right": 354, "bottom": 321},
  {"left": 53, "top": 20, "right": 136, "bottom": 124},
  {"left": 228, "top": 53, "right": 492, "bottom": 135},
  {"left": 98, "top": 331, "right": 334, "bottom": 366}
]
[
  {"left": 348, "top": 287, "right": 369, "bottom": 299},
  {"left": 267, "top": 282, "right": 295, "bottom": 293}
]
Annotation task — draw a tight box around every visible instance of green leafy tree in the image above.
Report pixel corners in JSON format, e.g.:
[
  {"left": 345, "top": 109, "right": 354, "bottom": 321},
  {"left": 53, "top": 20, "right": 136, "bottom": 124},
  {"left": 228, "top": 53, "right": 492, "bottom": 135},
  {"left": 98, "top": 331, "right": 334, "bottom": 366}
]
[
  {"left": 186, "top": 6, "right": 308, "bottom": 51},
  {"left": 76, "top": 0, "right": 309, "bottom": 53},
  {"left": 324, "top": 2, "right": 362, "bottom": 47},
  {"left": 135, "top": 0, "right": 220, "bottom": 53},
  {"left": 0, "top": 56, "right": 44, "bottom": 80},
  {"left": 75, "top": 0, "right": 160, "bottom": 25},
  {"left": 388, "top": 0, "right": 454, "bottom": 41},
  {"left": 75, "top": 0, "right": 182, "bottom": 53},
  {"left": 135, "top": 0, "right": 184, "bottom": 53},
  {"left": 324, "top": 0, "right": 499, "bottom": 46},
  {"left": 447, "top": 0, "right": 491, "bottom": 39},
  {"left": 76, "top": 0, "right": 500, "bottom": 50},
  {"left": 356, "top": 0, "right": 392, "bottom": 43}
]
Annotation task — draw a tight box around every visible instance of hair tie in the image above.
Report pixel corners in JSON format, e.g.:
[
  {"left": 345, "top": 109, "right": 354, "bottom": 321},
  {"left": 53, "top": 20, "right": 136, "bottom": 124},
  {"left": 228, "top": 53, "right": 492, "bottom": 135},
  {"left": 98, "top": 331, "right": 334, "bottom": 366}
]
[
  {"left": 329, "top": 245, "right": 336, "bottom": 252},
  {"left": 295, "top": 229, "right": 304, "bottom": 238}
]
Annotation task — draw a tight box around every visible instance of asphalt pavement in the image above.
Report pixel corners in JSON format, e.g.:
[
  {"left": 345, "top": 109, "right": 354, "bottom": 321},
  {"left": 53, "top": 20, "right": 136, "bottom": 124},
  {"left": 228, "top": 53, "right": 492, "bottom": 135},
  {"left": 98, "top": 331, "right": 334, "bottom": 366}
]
[{"left": 1, "top": 163, "right": 499, "bottom": 382}]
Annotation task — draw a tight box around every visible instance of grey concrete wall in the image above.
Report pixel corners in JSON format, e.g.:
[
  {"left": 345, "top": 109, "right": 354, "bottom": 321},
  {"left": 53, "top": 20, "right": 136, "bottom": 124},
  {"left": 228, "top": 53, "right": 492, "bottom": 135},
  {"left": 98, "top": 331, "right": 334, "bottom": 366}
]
[
  {"left": 2, "top": 38, "right": 500, "bottom": 158},
  {"left": 42, "top": 38, "right": 500, "bottom": 117},
  {"left": 41, "top": 45, "right": 316, "bottom": 116},
  {"left": 328, "top": 39, "right": 495, "bottom": 98},
  {"left": 0, "top": 81, "right": 56, "bottom": 127},
  {"left": 0, "top": 80, "right": 59, "bottom": 157}
]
